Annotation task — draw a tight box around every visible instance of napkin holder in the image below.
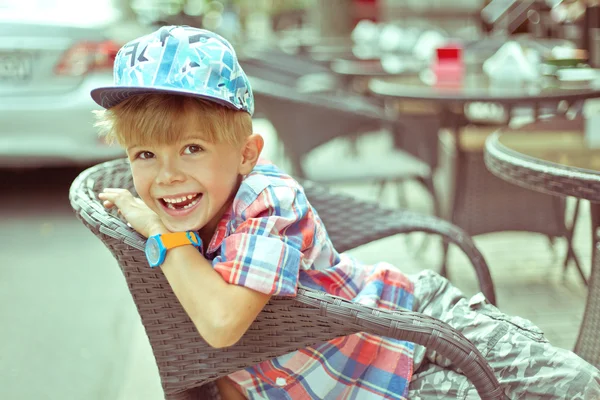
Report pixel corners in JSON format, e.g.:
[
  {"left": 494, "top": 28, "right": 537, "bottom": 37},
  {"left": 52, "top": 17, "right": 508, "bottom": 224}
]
[{"left": 483, "top": 41, "right": 539, "bottom": 83}]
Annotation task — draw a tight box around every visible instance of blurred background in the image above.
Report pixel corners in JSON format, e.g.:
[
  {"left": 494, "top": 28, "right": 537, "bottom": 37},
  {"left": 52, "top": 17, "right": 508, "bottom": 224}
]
[{"left": 2, "top": 0, "right": 600, "bottom": 399}]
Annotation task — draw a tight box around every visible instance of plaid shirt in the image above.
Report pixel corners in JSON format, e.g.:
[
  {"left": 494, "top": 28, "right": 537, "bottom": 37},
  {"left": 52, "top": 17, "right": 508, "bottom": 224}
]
[{"left": 205, "top": 160, "right": 415, "bottom": 399}]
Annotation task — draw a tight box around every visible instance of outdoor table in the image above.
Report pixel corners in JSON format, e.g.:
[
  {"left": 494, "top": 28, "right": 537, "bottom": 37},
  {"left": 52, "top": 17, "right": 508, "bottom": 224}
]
[
  {"left": 306, "top": 44, "right": 359, "bottom": 63},
  {"left": 485, "top": 118, "right": 599, "bottom": 284},
  {"left": 330, "top": 56, "right": 424, "bottom": 93},
  {"left": 330, "top": 57, "right": 425, "bottom": 77},
  {"left": 484, "top": 117, "right": 600, "bottom": 367},
  {"left": 369, "top": 67, "right": 600, "bottom": 276},
  {"left": 369, "top": 67, "right": 600, "bottom": 121},
  {"left": 287, "top": 35, "right": 387, "bottom": 64}
]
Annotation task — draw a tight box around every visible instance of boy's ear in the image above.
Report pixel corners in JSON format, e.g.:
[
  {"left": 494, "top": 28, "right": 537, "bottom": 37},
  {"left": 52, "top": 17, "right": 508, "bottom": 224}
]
[{"left": 239, "top": 134, "right": 264, "bottom": 175}]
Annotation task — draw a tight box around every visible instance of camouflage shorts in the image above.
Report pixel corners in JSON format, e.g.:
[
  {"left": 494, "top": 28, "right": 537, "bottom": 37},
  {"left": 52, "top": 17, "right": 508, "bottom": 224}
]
[{"left": 407, "top": 270, "right": 600, "bottom": 400}]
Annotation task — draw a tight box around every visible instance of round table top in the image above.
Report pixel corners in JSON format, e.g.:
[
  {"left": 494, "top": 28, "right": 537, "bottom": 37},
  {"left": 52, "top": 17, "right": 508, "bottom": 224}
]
[
  {"left": 330, "top": 56, "right": 425, "bottom": 77},
  {"left": 308, "top": 44, "right": 387, "bottom": 63},
  {"left": 484, "top": 117, "right": 600, "bottom": 202},
  {"left": 369, "top": 67, "right": 600, "bottom": 104}
]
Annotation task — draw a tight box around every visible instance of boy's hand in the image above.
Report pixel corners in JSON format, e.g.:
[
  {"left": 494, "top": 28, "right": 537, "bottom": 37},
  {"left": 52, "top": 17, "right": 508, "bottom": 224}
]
[{"left": 98, "top": 188, "right": 168, "bottom": 238}]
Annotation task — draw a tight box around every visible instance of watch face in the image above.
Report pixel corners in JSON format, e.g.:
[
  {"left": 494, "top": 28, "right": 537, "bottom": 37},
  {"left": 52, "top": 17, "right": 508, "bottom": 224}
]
[{"left": 145, "top": 237, "right": 161, "bottom": 264}]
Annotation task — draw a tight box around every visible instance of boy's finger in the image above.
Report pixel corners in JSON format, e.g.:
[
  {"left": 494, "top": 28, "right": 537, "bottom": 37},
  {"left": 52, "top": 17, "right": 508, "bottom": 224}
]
[
  {"left": 99, "top": 192, "right": 132, "bottom": 207},
  {"left": 98, "top": 192, "right": 117, "bottom": 200},
  {"left": 103, "top": 188, "right": 129, "bottom": 193}
]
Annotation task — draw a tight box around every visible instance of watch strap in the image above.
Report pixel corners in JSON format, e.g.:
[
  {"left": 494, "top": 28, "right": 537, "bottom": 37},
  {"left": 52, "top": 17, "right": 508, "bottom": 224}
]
[{"left": 160, "top": 231, "right": 201, "bottom": 250}]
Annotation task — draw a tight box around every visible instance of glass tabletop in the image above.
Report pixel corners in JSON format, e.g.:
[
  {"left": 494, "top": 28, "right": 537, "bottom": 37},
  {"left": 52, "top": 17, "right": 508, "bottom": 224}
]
[
  {"left": 369, "top": 65, "right": 600, "bottom": 104},
  {"left": 497, "top": 118, "right": 600, "bottom": 174},
  {"left": 485, "top": 116, "right": 600, "bottom": 203},
  {"left": 330, "top": 56, "right": 425, "bottom": 77}
]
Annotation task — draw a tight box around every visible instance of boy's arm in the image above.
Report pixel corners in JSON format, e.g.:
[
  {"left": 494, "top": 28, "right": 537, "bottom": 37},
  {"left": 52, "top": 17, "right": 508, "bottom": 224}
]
[
  {"left": 99, "top": 187, "right": 299, "bottom": 349},
  {"left": 152, "top": 226, "right": 271, "bottom": 348}
]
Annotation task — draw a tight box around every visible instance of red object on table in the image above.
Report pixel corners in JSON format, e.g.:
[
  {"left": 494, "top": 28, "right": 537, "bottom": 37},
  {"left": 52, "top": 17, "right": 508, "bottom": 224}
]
[
  {"left": 433, "top": 44, "right": 464, "bottom": 86},
  {"left": 354, "top": 0, "right": 379, "bottom": 23}
]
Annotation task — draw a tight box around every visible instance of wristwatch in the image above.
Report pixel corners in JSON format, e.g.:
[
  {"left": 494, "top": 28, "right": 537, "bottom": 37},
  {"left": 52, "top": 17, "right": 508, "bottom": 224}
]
[{"left": 145, "top": 231, "right": 202, "bottom": 268}]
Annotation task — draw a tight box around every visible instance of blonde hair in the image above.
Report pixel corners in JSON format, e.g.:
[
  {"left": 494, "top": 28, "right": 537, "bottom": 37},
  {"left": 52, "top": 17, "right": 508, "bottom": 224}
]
[{"left": 94, "top": 93, "right": 253, "bottom": 148}]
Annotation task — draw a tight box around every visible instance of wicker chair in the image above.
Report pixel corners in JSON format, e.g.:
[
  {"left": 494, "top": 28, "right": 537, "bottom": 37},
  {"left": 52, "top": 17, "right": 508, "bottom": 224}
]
[
  {"left": 438, "top": 122, "right": 572, "bottom": 277},
  {"left": 239, "top": 49, "right": 339, "bottom": 93},
  {"left": 69, "top": 158, "right": 503, "bottom": 399}
]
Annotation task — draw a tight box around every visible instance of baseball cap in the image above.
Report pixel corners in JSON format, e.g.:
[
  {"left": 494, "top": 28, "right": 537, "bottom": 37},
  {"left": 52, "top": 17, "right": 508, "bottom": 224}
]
[{"left": 91, "top": 25, "right": 254, "bottom": 115}]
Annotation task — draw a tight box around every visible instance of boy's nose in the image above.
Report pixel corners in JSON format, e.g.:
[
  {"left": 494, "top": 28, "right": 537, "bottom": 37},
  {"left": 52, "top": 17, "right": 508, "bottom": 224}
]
[{"left": 156, "top": 163, "right": 185, "bottom": 185}]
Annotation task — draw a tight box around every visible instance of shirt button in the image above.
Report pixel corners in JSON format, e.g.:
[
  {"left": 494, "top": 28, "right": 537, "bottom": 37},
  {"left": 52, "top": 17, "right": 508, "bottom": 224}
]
[{"left": 275, "top": 377, "right": 287, "bottom": 387}]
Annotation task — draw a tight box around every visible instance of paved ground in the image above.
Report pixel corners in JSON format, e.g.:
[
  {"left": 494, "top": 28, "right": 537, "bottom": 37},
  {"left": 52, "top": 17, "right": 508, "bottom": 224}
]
[{"left": 0, "top": 120, "right": 592, "bottom": 400}]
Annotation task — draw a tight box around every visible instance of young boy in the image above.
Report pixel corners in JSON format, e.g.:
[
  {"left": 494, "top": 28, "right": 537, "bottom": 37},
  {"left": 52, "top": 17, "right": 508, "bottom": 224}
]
[{"left": 93, "top": 25, "right": 600, "bottom": 399}]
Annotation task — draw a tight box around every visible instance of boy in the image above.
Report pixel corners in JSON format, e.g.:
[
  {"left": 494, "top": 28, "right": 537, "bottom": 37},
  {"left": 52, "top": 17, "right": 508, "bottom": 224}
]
[{"left": 94, "top": 25, "right": 600, "bottom": 399}]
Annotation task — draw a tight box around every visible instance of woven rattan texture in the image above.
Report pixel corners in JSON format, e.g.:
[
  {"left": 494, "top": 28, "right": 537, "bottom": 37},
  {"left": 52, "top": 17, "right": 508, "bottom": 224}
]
[
  {"left": 484, "top": 134, "right": 600, "bottom": 203},
  {"left": 69, "top": 159, "right": 504, "bottom": 399},
  {"left": 574, "top": 243, "right": 600, "bottom": 368},
  {"left": 451, "top": 146, "right": 566, "bottom": 238}
]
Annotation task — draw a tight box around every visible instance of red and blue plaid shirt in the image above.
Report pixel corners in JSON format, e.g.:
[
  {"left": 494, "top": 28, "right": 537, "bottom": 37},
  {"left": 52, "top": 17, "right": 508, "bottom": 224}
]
[{"left": 205, "top": 160, "right": 415, "bottom": 399}]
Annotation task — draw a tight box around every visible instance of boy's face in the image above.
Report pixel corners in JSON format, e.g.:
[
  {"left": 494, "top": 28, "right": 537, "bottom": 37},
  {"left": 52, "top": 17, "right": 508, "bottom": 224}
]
[{"left": 126, "top": 128, "right": 262, "bottom": 238}]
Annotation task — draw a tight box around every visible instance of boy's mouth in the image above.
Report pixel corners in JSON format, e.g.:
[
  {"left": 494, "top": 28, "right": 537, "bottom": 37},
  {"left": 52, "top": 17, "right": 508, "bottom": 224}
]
[{"left": 159, "top": 193, "right": 202, "bottom": 211}]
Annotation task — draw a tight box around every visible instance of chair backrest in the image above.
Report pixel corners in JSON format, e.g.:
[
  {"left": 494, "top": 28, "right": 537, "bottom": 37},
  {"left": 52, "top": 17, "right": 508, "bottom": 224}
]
[
  {"left": 239, "top": 59, "right": 305, "bottom": 88},
  {"left": 69, "top": 159, "right": 504, "bottom": 399},
  {"left": 240, "top": 47, "right": 331, "bottom": 78},
  {"left": 392, "top": 113, "right": 441, "bottom": 171},
  {"left": 240, "top": 50, "right": 341, "bottom": 98},
  {"left": 443, "top": 124, "right": 567, "bottom": 237},
  {"left": 452, "top": 150, "right": 567, "bottom": 236}
]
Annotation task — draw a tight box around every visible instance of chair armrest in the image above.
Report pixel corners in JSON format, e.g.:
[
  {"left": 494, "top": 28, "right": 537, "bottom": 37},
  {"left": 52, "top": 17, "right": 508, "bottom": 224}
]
[
  {"left": 292, "top": 288, "right": 504, "bottom": 399},
  {"left": 301, "top": 180, "right": 497, "bottom": 305}
]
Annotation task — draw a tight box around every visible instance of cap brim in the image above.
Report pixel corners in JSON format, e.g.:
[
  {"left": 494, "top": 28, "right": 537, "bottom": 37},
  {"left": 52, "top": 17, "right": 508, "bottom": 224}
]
[{"left": 90, "top": 86, "right": 244, "bottom": 111}]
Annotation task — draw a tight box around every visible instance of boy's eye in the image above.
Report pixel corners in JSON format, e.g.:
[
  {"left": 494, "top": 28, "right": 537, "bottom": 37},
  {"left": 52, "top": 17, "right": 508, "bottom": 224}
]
[
  {"left": 183, "top": 144, "right": 203, "bottom": 154},
  {"left": 136, "top": 151, "right": 154, "bottom": 160}
]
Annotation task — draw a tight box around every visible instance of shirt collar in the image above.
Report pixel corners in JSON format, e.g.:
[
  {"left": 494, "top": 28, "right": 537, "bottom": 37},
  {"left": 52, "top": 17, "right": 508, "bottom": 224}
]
[{"left": 205, "top": 204, "right": 233, "bottom": 255}]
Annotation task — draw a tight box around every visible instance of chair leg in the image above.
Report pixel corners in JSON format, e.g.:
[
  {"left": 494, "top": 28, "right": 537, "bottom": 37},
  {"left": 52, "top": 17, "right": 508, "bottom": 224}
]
[
  {"left": 441, "top": 240, "right": 450, "bottom": 279},
  {"left": 376, "top": 180, "right": 387, "bottom": 203},
  {"left": 546, "top": 235, "right": 557, "bottom": 263},
  {"left": 394, "top": 180, "right": 409, "bottom": 208},
  {"left": 562, "top": 199, "right": 588, "bottom": 285},
  {"left": 419, "top": 175, "right": 441, "bottom": 219},
  {"left": 381, "top": 180, "right": 425, "bottom": 258},
  {"left": 394, "top": 181, "right": 420, "bottom": 254},
  {"left": 409, "top": 175, "right": 442, "bottom": 258}
]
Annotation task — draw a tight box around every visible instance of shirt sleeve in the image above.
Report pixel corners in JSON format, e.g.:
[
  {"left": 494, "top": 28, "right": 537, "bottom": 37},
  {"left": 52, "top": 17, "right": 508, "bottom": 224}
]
[{"left": 211, "top": 184, "right": 315, "bottom": 297}]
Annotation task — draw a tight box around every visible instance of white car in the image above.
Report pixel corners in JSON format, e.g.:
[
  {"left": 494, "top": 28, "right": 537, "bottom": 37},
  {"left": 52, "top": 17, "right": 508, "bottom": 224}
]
[{"left": 0, "top": 0, "right": 151, "bottom": 168}]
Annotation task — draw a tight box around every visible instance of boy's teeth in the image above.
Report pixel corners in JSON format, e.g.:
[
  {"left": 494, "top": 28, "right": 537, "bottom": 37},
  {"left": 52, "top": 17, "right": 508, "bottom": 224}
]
[
  {"left": 165, "top": 196, "right": 201, "bottom": 210},
  {"left": 164, "top": 194, "right": 198, "bottom": 204},
  {"left": 183, "top": 197, "right": 200, "bottom": 208}
]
